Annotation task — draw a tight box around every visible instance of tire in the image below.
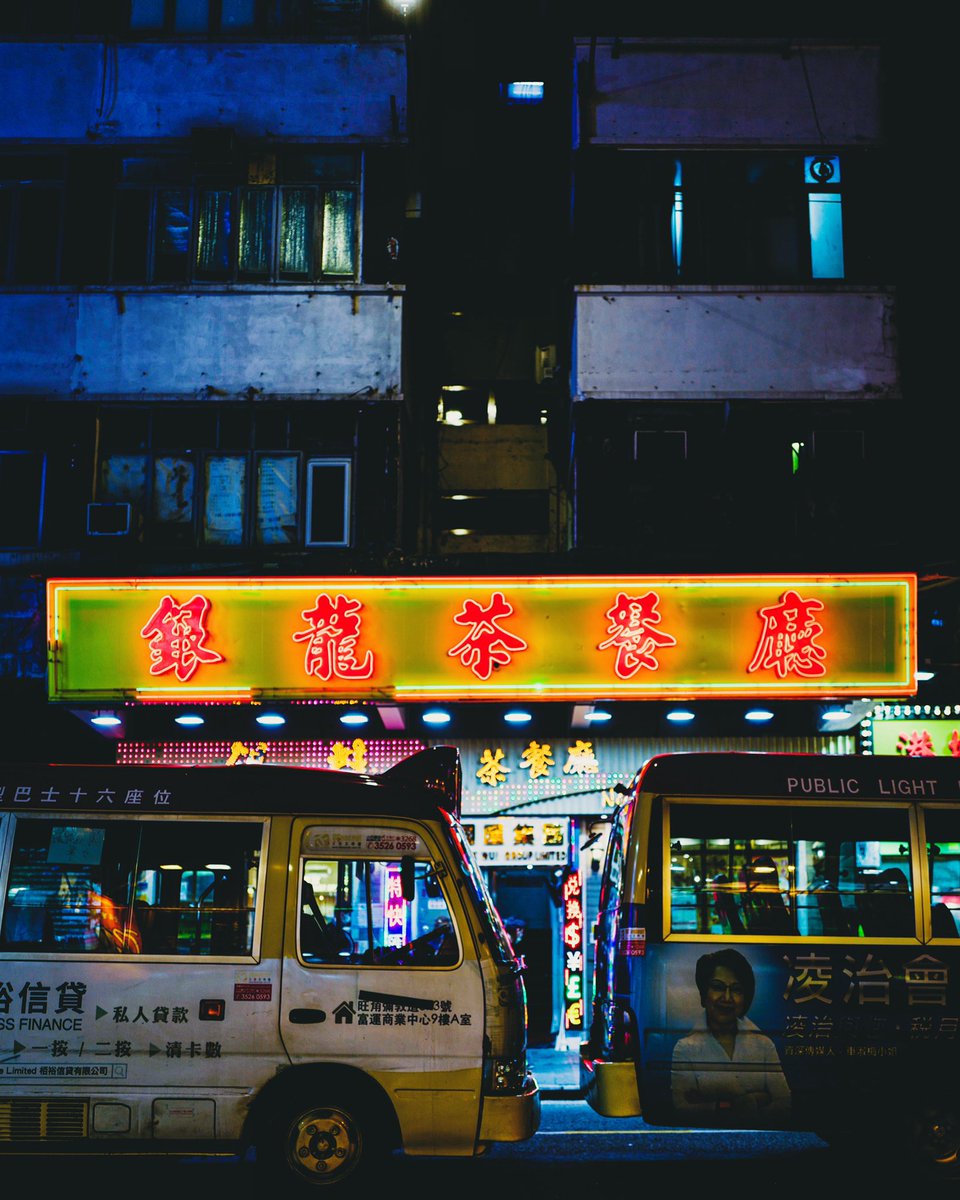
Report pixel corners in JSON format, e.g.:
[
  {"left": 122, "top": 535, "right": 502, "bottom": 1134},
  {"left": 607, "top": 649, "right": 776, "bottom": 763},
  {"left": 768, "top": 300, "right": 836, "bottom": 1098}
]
[{"left": 257, "top": 1082, "right": 385, "bottom": 1188}]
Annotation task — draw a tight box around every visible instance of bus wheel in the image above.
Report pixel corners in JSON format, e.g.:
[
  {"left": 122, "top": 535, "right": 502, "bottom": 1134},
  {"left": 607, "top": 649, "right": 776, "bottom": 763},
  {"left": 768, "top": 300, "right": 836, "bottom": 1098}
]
[
  {"left": 260, "top": 1086, "right": 375, "bottom": 1187},
  {"left": 908, "top": 1100, "right": 960, "bottom": 1177}
]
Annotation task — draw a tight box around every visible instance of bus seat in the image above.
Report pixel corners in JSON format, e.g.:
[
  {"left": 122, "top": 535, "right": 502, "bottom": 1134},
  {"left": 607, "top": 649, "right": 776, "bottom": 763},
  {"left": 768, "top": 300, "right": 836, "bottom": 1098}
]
[
  {"left": 856, "top": 869, "right": 915, "bottom": 937},
  {"left": 710, "top": 874, "right": 744, "bottom": 934},
  {"left": 814, "top": 885, "right": 852, "bottom": 936},
  {"left": 931, "top": 902, "right": 959, "bottom": 938},
  {"left": 740, "top": 858, "right": 792, "bottom": 935}
]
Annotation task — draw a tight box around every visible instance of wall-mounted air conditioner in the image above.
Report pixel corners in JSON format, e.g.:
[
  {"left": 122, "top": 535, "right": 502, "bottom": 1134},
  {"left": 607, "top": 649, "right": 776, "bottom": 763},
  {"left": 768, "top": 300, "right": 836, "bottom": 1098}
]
[{"left": 86, "top": 502, "right": 132, "bottom": 537}]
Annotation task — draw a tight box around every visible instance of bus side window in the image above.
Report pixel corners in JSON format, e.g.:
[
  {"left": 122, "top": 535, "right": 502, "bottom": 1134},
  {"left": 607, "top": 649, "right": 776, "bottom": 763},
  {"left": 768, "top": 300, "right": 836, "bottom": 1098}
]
[
  {"left": 924, "top": 809, "right": 960, "bottom": 938},
  {"left": 299, "top": 857, "right": 458, "bottom": 967},
  {"left": 668, "top": 802, "right": 917, "bottom": 939},
  {"left": 0, "top": 818, "right": 263, "bottom": 957}
]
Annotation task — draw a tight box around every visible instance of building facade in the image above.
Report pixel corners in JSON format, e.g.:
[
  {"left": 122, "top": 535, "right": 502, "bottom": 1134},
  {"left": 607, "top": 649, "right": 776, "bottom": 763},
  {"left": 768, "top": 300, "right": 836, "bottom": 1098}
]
[{"left": 1, "top": 6, "right": 950, "bottom": 1046}]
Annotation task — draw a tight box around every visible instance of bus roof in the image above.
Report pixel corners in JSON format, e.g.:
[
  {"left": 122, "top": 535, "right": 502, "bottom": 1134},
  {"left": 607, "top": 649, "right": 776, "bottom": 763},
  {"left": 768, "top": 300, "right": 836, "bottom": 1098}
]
[
  {"left": 635, "top": 751, "right": 960, "bottom": 802},
  {"left": 0, "top": 747, "right": 462, "bottom": 819}
]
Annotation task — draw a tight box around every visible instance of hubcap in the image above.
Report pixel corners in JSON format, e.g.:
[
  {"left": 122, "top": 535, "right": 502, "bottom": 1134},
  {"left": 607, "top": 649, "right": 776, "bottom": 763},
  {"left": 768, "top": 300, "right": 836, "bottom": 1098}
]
[{"left": 287, "top": 1105, "right": 361, "bottom": 1183}]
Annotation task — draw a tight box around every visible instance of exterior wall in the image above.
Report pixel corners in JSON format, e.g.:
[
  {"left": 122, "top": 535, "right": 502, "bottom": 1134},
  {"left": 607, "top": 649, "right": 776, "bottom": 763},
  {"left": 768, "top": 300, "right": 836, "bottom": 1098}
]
[
  {"left": 0, "top": 288, "right": 403, "bottom": 400},
  {"left": 573, "top": 287, "right": 898, "bottom": 401},
  {"left": 576, "top": 41, "right": 880, "bottom": 147},
  {"left": 0, "top": 41, "right": 406, "bottom": 141}
]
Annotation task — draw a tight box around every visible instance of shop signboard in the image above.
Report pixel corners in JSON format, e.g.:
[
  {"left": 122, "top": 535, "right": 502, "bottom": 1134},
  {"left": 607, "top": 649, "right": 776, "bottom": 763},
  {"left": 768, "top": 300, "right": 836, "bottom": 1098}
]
[{"left": 47, "top": 574, "right": 916, "bottom": 703}]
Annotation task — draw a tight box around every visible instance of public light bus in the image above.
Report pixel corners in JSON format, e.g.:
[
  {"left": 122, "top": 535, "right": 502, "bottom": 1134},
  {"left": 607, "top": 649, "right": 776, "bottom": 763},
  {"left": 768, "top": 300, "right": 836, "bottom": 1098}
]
[
  {"left": 581, "top": 752, "right": 960, "bottom": 1175},
  {"left": 0, "top": 747, "right": 539, "bottom": 1186}
]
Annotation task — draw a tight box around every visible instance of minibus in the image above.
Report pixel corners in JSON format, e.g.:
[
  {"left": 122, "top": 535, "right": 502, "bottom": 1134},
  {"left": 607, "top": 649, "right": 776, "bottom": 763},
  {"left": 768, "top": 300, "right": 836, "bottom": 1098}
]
[
  {"left": 582, "top": 752, "right": 960, "bottom": 1175},
  {"left": 0, "top": 747, "right": 539, "bottom": 1186}
]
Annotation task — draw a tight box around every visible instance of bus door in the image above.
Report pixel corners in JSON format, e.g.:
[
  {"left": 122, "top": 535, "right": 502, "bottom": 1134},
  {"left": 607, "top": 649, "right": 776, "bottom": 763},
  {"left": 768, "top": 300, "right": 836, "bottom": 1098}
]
[{"left": 279, "top": 820, "right": 485, "bottom": 1154}]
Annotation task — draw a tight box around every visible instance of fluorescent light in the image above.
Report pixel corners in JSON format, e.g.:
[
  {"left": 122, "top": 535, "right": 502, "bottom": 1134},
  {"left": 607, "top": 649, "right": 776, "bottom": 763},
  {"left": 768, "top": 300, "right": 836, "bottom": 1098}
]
[
  {"left": 339, "top": 712, "right": 369, "bottom": 727},
  {"left": 256, "top": 713, "right": 286, "bottom": 727},
  {"left": 917, "top": 670, "right": 936, "bottom": 681},
  {"left": 422, "top": 709, "right": 452, "bottom": 726},
  {"left": 822, "top": 709, "right": 849, "bottom": 722},
  {"left": 506, "top": 81, "right": 545, "bottom": 102},
  {"left": 204, "top": 863, "right": 232, "bottom": 871},
  {"left": 91, "top": 715, "right": 122, "bottom": 727},
  {"left": 745, "top": 709, "right": 774, "bottom": 723},
  {"left": 585, "top": 710, "right": 612, "bottom": 723},
  {"left": 159, "top": 864, "right": 183, "bottom": 871},
  {"left": 666, "top": 710, "right": 695, "bottom": 723},
  {"left": 175, "top": 714, "right": 205, "bottom": 727},
  {"left": 504, "top": 710, "right": 532, "bottom": 724}
]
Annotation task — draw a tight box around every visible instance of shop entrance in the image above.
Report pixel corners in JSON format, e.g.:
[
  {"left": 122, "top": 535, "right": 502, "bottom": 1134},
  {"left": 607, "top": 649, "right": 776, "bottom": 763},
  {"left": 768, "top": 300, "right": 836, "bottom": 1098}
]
[{"left": 487, "top": 867, "right": 562, "bottom": 1047}]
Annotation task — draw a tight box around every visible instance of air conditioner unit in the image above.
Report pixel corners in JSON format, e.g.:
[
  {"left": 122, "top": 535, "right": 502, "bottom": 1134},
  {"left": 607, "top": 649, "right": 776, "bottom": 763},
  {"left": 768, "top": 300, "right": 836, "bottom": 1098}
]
[{"left": 86, "top": 502, "right": 132, "bottom": 537}]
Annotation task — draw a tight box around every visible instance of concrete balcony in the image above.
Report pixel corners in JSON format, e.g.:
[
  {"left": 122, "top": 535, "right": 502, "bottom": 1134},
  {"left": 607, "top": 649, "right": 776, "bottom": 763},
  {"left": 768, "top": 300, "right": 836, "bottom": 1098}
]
[
  {"left": 0, "top": 286, "right": 403, "bottom": 400},
  {"left": 0, "top": 40, "right": 405, "bottom": 142},
  {"left": 573, "top": 286, "right": 898, "bottom": 401}
]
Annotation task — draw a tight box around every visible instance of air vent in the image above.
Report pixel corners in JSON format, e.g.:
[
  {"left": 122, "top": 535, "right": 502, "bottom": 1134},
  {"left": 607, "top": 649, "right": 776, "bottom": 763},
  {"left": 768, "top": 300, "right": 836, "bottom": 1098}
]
[
  {"left": 0, "top": 1099, "right": 88, "bottom": 1141},
  {"left": 86, "top": 502, "right": 132, "bottom": 537}
]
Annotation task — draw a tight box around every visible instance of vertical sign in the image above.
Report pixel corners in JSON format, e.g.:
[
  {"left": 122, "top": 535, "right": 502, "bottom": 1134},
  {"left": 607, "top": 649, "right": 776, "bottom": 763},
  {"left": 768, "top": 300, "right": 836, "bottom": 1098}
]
[
  {"left": 384, "top": 863, "right": 408, "bottom": 950},
  {"left": 563, "top": 866, "right": 585, "bottom": 1032}
]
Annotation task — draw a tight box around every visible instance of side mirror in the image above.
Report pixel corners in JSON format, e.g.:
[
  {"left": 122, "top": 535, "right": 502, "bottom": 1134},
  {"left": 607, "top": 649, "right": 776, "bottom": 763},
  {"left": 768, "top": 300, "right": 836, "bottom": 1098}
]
[{"left": 400, "top": 856, "right": 416, "bottom": 902}]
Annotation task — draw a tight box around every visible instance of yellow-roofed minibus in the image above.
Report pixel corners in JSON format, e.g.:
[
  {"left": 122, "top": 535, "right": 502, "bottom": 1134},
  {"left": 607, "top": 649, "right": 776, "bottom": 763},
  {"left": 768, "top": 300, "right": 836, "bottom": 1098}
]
[{"left": 0, "top": 747, "right": 539, "bottom": 1187}]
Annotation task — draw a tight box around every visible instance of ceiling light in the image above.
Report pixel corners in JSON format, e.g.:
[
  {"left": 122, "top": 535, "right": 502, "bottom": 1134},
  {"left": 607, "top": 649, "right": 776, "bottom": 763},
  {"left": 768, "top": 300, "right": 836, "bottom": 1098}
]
[
  {"left": 339, "top": 712, "right": 369, "bottom": 727},
  {"left": 91, "top": 714, "right": 122, "bottom": 727},
  {"left": 422, "top": 709, "right": 452, "bottom": 726},
  {"left": 745, "top": 709, "right": 774, "bottom": 723},
  {"left": 822, "top": 709, "right": 849, "bottom": 722},
  {"left": 585, "top": 710, "right": 612, "bottom": 723},
  {"left": 666, "top": 709, "right": 695, "bottom": 723},
  {"left": 916, "top": 670, "right": 936, "bottom": 681},
  {"left": 175, "top": 714, "right": 205, "bottom": 727},
  {"left": 256, "top": 713, "right": 286, "bottom": 727},
  {"left": 504, "top": 710, "right": 532, "bottom": 724}
]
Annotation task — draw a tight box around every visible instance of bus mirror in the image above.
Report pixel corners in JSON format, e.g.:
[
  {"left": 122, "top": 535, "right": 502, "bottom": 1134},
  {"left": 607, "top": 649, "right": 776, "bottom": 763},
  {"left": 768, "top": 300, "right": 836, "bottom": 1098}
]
[{"left": 400, "top": 856, "right": 416, "bottom": 902}]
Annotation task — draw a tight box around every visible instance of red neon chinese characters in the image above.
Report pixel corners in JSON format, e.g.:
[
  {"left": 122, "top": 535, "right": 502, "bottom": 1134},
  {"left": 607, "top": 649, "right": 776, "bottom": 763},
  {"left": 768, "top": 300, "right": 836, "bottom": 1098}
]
[
  {"left": 292, "top": 593, "right": 374, "bottom": 681},
  {"left": 598, "top": 591, "right": 677, "bottom": 678},
  {"left": 747, "top": 590, "right": 827, "bottom": 679},
  {"left": 448, "top": 592, "right": 528, "bottom": 680},
  {"left": 139, "top": 594, "right": 224, "bottom": 682}
]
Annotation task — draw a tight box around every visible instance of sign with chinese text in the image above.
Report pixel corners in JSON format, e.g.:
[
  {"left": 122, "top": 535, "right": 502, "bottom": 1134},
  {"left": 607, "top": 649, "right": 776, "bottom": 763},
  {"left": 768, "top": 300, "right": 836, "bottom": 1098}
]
[
  {"left": 562, "top": 867, "right": 585, "bottom": 1031},
  {"left": 869, "top": 715, "right": 960, "bottom": 759},
  {"left": 47, "top": 574, "right": 916, "bottom": 702},
  {"left": 460, "top": 817, "right": 570, "bottom": 867}
]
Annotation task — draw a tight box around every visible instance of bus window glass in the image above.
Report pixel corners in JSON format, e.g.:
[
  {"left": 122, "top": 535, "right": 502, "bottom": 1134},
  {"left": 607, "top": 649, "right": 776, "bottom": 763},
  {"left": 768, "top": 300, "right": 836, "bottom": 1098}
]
[
  {"left": 0, "top": 818, "right": 263, "bottom": 956},
  {"left": 668, "top": 803, "right": 915, "bottom": 938},
  {"left": 300, "top": 857, "right": 458, "bottom": 967},
  {"left": 924, "top": 809, "right": 960, "bottom": 938}
]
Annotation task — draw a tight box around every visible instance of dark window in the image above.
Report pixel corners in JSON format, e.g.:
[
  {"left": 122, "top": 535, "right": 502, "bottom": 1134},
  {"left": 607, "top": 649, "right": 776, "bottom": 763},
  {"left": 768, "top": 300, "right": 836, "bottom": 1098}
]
[{"left": 0, "top": 451, "right": 45, "bottom": 547}]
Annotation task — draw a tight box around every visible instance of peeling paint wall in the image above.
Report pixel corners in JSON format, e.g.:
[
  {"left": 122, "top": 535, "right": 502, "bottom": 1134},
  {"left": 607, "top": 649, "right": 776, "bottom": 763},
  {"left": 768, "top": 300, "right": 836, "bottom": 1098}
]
[
  {"left": 0, "top": 288, "right": 402, "bottom": 399},
  {"left": 573, "top": 288, "right": 898, "bottom": 400},
  {"left": 0, "top": 41, "right": 406, "bottom": 141}
]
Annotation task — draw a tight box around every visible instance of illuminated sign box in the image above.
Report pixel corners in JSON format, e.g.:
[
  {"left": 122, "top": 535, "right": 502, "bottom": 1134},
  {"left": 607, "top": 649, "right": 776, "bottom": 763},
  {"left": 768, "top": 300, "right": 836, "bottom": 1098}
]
[{"left": 47, "top": 574, "right": 916, "bottom": 703}]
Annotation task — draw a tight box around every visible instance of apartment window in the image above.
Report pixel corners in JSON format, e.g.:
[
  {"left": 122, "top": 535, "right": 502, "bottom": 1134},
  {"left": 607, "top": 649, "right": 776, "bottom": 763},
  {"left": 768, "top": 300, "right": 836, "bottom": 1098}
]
[
  {"left": 0, "top": 157, "right": 65, "bottom": 284},
  {"left": 126, "top": 0, "right": 364, "bottom": 34},
  {"left": 576, "top": 150, "right": 859, "bottom": 285},
  {"left": 110, "top": 150, "right": 359, "bottom": 284},
  {"left": 94, "top": 407, "right": 354, "bottom": 549},
  {"left": 0, "top": 451, "right": 46, "bottom": 548}
]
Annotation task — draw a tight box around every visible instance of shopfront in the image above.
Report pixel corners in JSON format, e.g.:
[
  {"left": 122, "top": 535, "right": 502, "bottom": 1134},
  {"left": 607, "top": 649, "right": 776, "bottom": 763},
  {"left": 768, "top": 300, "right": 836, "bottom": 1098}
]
[{"left": 45, "top": 572, "right": 917, "bottom": 1046}]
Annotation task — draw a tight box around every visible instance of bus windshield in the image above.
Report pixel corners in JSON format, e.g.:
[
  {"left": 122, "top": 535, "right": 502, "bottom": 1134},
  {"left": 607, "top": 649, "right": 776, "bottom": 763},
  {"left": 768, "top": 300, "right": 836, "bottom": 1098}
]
[{"left": 443, "top": 811, "right": 517, "bottom": 965}]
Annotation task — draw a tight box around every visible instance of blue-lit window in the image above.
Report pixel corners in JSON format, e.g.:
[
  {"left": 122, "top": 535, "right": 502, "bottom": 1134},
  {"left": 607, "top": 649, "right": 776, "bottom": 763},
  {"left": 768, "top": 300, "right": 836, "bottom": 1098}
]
[
  {"left": 805, "top": 155, "right": 844, "bottom": 279},
  {"left": 503, "top": 81, "right": 545, "bottom": 104}
]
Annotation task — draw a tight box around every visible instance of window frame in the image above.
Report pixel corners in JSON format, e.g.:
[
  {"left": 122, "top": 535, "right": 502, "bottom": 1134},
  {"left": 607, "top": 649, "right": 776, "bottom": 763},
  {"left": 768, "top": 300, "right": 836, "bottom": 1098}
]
[
  {"left": 0, "top": 813, "right": 268, "bottom": 962},
  {"left": 661, "top": 797, "right": 924, "bottom": 945}
]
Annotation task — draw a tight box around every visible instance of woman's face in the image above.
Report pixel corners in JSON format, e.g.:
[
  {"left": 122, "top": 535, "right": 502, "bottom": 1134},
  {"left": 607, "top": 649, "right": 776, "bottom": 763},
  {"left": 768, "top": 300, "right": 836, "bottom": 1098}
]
[{"left": 703, "top": 963, "right": 748, "bottom": 1030}]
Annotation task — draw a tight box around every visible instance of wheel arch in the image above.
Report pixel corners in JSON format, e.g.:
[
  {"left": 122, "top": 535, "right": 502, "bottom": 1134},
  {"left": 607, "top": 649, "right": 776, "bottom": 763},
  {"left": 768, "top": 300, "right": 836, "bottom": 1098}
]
[{"left": 243, "top": 1062, "right": 403, "bottom": 1153}]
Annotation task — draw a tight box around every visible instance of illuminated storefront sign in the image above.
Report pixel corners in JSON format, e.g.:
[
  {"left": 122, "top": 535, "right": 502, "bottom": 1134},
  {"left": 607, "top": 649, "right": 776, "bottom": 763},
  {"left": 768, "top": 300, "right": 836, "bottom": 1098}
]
[
  {"left": 47, "top": 574, "right": 916, "bottom": 702},
  {"left": 562, "top": 868, "right": 585, "bottom": 1032},
  {"left": 461, "top": 817, "right": 569, "bottom": 867},
  {"left": 864, "top": 707, "right": 960, "bottom": 758}
]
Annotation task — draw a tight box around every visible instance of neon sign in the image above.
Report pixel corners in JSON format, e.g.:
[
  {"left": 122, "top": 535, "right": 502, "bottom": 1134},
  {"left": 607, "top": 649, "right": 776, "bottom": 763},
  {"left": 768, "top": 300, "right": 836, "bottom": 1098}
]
[
  {"left": 384, "top": 863, "right": 407, "bottom": 950},
  {"left": 47, "top": 574, "right": 917, "bottom": 702},
  {"left": 562, "top": 867, "right": 585, "bottom": 1032}
]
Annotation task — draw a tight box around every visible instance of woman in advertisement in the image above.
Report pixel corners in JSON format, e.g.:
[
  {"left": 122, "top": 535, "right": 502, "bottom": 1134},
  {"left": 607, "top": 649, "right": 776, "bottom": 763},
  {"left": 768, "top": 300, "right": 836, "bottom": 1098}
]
[{"left": 670, "top": 948, "right": 791, "bottom": 1125}]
